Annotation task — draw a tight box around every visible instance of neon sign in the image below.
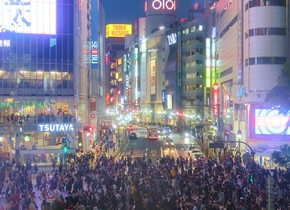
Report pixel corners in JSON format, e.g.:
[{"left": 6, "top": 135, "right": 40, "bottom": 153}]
[
  {"left": 0, "top": 101, "right": 44, "bottom": 107},
  {"left": 152, "top": 0, "right": 176, "bottom": 10},
  {"left": 167, "top": 33, "right": 177, "bottom": 45},
  {"left": 38, "top": 124, "right": 74, "bottom": 132},
  {"left": 213, "top": 83, "right": 219, "bottom": 117},
  {"left": 91, "top": 41, "right": 99, "bottom": 64}
]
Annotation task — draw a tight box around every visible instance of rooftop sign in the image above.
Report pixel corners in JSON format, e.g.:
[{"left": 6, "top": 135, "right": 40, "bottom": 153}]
[{"left": 106, "top": 24, "right": 132, "bottom": 38}]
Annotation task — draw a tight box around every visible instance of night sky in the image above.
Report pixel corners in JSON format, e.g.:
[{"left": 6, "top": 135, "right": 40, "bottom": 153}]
[{"left": 102, "top": 0, "right": 196, "bottom": 24}]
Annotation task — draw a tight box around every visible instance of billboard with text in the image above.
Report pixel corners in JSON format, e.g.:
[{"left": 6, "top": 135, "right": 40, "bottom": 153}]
[
  {"left": 0, "top": 0, "right": 56, "bottom": 35},
  {"left": 106, "top": 24, "right": 132, "bottom": 38},
  {"left": 250, "top": 104, "right": 290, "bottom": 140}
]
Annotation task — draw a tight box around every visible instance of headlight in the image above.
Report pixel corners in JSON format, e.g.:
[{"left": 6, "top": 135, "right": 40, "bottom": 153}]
[
  {"left": 166, "top": 142, "right": 168, "bottom": 145},
  {"left": 171, "top": 142, "right": 174, "bottom": 145}
]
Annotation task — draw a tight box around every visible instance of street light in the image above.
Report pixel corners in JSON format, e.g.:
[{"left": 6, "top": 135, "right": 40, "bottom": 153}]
[{"left": 237, "top": 129, "right": 242, "bottom": 151}]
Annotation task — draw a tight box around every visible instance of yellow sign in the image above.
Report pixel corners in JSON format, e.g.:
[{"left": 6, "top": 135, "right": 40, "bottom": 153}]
[
  {"left": 117, "top": 58, "right": 122, "bottom": 65},
  {"left": 106, "top": 24, "right": 132, "bottom": 38}
]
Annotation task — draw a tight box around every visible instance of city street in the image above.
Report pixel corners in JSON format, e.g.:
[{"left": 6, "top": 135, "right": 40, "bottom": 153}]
[
  {"left": 0, "top": 126, "right": 197, "bottom": 208},
  {"left": 117, "top": 126, "right": 196, "bottom": 164}
]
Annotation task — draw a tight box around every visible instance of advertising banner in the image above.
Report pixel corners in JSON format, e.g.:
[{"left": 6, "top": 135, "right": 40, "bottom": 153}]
[
  {"left": 167, "top": 94, "right": 173, "bottom": 109},
  {"left": 0, "top": 0, "right": 56, "bottom": 35},
  {"left": 106, "top": 24, "right": 132, "bottom": 38},
  {"left": 249, "top": 104, "right": 290, "bottom": 140},
  {"left": 212, "top": 83, "right": 219, "bottom": 117},
  {"left": 150, "top": 59, "right": 156, "bottom": 94}
]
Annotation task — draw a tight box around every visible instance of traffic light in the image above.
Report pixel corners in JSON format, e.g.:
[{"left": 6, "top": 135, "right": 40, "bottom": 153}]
[
  {"left": 63, "top": 146, "right": 68, "bottom": 153},
  {"left": 84, "top": 126, "right": 94, "bottom": 132},
  {"left": 178, "top": 112, "right": 183, "bottom": 119}
]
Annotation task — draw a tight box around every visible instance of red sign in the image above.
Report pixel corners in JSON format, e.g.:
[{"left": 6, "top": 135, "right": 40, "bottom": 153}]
[
  {"left": 134, "top": 18, "right": 139, "bottom": 36},
  {"left": 213, "top": 83, "right": 219, "bottom": 117}
]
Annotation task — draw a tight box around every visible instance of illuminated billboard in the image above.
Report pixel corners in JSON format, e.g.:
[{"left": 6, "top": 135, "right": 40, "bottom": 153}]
[
  {"left": 106, "top": 24, "right": 132, "bottom": 38},
  {"left": 0, "top": 0, "right": 56, "bottom": 35},
  {"left": 254, "top": 109, "right": 288, "bottom": 135},
  {"left": 250, "top": 104, "right": 290, "bottom": 139}
]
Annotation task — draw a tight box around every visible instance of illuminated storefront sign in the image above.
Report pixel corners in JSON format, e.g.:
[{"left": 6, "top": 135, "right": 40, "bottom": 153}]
[
  {"left": 83, "top": 41, "right": 90, "bottom": 64},
  {"left": 123, "top": 54, "right": 127, "bottom": 72},
  {"left": 145, "top": 0, "right": 176, "bottom": 11},
  {"left": 125, "top": 75, "right": 129, "bottom": 90},
  {"left": 167, "top": 94, "right": 173, "bottom": 109},
  {"left": 0, "top": 101, "right": 44, "bottom": 107},
  {"left": 38, "top": 124, "right": 74, "bottom": 132},
  {"left": 167, "top": 33, "right": 177, "bottom": 45},
  {"left": 162, "top": 90, "right": 165, "bottom": 103},
  {"left": 213, "top": 83, "right": 219, "bottom": 117},
  {"left": 106, "top": 24, "right": 132, "bottom": 38},
  {"left": 91, "top": 41, "right": 99, "bottom": 65}
]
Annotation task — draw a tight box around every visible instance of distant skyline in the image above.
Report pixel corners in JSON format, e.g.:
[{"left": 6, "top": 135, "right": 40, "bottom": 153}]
[{"left": 102, "top": 0, "right": 196, "bottom": 24}]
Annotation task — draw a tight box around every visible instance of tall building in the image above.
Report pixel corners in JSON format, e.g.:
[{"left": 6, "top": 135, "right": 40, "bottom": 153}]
[
  {"left": 213, "top": 0, "right": 289, "bottom": 152},
  {"left": 0, "top": 0, "right": 106, "bottom": 163}
]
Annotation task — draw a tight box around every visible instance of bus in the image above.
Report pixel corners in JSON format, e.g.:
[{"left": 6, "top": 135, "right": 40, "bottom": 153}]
[{"left": 147, "top": 126, "right": 158, "bottom": 140}]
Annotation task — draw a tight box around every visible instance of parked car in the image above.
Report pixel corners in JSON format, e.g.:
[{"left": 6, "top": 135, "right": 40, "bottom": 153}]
[{"left": 129, "top": 132, "right": 137, "bottom": 139}]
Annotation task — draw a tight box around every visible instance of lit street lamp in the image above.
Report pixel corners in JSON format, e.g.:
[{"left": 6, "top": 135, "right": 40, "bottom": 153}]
[{"left": 237, "top": 129, "right": 242, "bottom": 151}]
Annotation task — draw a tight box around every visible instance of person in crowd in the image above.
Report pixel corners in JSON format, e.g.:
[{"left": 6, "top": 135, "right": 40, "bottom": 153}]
[{"left": 2, "top": 148, "right": 290, "bottom": 210}]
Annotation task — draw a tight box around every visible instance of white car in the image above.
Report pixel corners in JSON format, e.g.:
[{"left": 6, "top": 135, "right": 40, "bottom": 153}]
[{"left": 163, "top": 127, "right": 172, "bottom": 134}]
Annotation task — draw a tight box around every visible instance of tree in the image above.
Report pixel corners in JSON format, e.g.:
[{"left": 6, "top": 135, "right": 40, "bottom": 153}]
[
  {"left": 265, "top": 62, "right": 290, "bottom": 134},
  {"left": 272, "top": 144, "right": 290, "bottom": 167}
]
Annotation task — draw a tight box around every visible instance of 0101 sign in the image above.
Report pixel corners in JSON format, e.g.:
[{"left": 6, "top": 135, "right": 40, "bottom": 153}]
[{"left": 152, "top": 0, "right": 176, "bottom": 11}]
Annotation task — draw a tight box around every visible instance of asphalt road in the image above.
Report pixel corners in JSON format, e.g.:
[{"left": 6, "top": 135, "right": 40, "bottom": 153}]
[{"left": 119, "top": 126, "right": 197, "bottom": 164}]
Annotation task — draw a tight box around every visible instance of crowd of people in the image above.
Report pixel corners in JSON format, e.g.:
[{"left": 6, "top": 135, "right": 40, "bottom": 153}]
[{"left": 1, "top": 151, "right": 290, "bottom": 210}]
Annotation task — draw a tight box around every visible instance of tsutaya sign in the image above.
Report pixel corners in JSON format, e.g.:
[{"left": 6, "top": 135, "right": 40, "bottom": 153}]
[{"left": 38, "top": 124, "right": 74, "bottom": 132}]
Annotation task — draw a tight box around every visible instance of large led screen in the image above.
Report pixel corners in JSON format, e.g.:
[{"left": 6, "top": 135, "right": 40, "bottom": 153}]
[
  {"left": 254, "top": 108, "right": 288, "bottom": 135},
  {"left": 0, "top": 0, "right": 56, "bottom": 35}
]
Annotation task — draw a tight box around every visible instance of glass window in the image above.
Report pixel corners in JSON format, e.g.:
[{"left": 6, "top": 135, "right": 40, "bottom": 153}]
[
  {"left": 257, "top": 57, "right": 271, "bottom": 64},
  {"left": 274, "top": 57, "right": 286, "bottom": 64},
  {"left": 249, "top": 57, "right": 255, "bottom": 65}
]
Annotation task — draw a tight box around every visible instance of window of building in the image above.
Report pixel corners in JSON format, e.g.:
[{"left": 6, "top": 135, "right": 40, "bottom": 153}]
[
  {"left": 249, "top": 57, "right": 255, "bottom": 65},
  {"left": 246, "top": 0, "right": 286, "bottom": 11}
]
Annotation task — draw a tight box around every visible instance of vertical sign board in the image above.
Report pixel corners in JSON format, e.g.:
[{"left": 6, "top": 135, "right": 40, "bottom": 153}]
[
  {"left": 90, "top": 97, "right": 96, "bottom": 119},
  {"left": 90, "top": 97, "right": 96, "bottom": 111},
  {"left": 91, "top": 0, "right": 99, "bottom": 69},
  {"left": 213, "top": 83, "right": 219, "bottom": 117},
  {"left": 134, "top": 18, "right": 139, "bottom": 36},
  {"left": 162, "top": 90, "right": 166, "bottom": 110},
  {"left": 150, "top": 59, "right": 156, "bottom": 94},
  {"left": 237, "top": 0, "right": 243, "bottom": 84},
  {"left": 167, "top": 94, "right": 173, "bottom": 109}
]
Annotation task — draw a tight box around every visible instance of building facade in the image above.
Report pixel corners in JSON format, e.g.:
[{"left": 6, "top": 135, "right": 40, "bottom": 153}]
[
  {"left": 0, "top": 0, "right": 106, "bottom": 163},
  {"left": 214, "top": 0, "right": 289, "bottom": 152}
]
